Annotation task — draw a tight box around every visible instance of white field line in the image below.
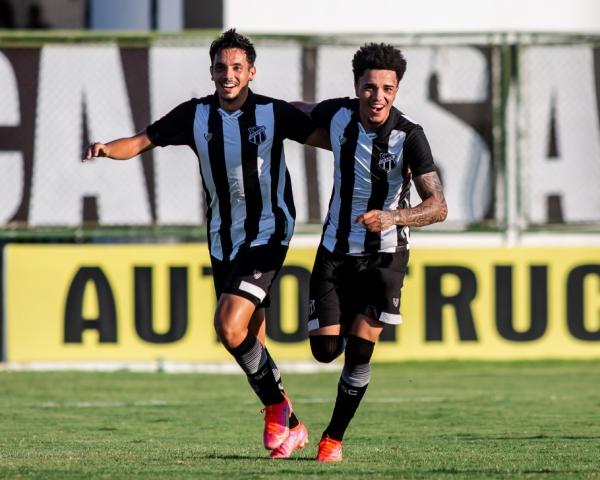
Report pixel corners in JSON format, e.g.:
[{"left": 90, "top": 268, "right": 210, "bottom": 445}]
[
  {"left": 30, "top": 396, "right": 449, "bottom": 409},
  {"left": 0, "top": 360, "right": 342, "bottom": 374}
]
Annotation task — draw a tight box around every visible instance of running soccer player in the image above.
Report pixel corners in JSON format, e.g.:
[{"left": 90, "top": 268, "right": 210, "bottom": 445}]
[
  {"left": 293, "top": 43, "right": 448, "bottom": 462},
  {"left": 82, "top": 29, "right": 328, "bottom": 459}
]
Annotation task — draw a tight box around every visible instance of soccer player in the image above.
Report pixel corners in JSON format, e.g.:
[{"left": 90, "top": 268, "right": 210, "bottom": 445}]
[
  {"left": 82, "top": 29, "right": 328, "bottom": 459},
  {"left": 293, "top": 43, "right": 448, "bottom": 462}
]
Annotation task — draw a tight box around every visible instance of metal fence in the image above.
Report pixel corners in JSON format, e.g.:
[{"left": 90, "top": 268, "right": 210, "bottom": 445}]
[{"left": 0, "top": 32, "right": 599, "bottom": 239}]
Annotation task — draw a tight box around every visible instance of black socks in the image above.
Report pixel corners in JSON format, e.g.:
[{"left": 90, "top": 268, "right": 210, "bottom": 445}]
[{"left": 227, "top": 333, "right": 284, "bottom": 406}]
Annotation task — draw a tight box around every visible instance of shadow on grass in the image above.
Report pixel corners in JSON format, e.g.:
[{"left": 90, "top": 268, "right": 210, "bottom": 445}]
[{"left": 202, "top": 453, "right": 315, "bottom": 462}]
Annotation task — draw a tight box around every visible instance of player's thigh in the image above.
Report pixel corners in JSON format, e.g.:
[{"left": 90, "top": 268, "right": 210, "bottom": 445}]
[
  {"left": 360, "top": 249, "right": 409, "bottom": 326},
  {"left": 308, "top": 246, "right": 356, "bottom": 334},
  {"left": 217, "top": 244, "right": 288, "bottom": 308}
]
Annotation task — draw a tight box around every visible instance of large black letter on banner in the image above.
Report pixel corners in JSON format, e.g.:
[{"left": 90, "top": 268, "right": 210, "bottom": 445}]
[
  {"left": 64, "top": 267, "right": 117, "bottom": 343},
  {"left": 425, "top": 266, "right": 478, "bottom": 341},
  {"left": 134, "top": 267, "right": 188, "bottom": 343},
  {"left": 266, "top": 266, "right": 310, "bottom": 343},
  {"left": 495, "top": 265, "right": 548, "bottom": 341},
  {"left": 567, "top": 265, "right": 600, "bottom": 341}
]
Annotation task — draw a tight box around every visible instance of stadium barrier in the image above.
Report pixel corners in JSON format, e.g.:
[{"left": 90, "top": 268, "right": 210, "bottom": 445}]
[
  {"left": 0, "top": 32, "right": 599, "bottom": 363},
  {"left": 3, "top": 243, "right": 599, "bottom": 362}
]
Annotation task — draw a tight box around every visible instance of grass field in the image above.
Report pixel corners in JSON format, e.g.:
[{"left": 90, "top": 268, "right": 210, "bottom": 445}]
[{"left": 0, "top": 361, "right": 599, "bottom": 479}]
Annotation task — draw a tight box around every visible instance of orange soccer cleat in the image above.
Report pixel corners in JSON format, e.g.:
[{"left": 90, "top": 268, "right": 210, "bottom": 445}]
[
  {"left": 316, "top": 435, "right": 343, "bottom": 462},
  {"left": 270, "top": 423, "right": 309, "bottom": 459},
  {"left": 262, "top": 397, "right": 291, "bottom": 450}
]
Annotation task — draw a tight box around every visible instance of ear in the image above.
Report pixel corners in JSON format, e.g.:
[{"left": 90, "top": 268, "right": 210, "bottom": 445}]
[
  {"left": 354, "top": 82, "right": 359, "bottom": 97},
  {"left": 249, "top": 65, "right": 256, "bottom": 81},
  {"left": 209, "top": 65, "right": 214, "bottom": 81}
]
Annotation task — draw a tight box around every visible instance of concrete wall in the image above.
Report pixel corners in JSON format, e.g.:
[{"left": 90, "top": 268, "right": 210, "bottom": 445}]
[{"left": 224, "top": 0, "right": 600, "bottom": 34}]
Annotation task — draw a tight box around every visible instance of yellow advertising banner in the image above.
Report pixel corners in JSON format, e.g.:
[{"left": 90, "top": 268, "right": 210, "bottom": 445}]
[{"left": 4, "top": 244, "right": 600, "bottom": 362}]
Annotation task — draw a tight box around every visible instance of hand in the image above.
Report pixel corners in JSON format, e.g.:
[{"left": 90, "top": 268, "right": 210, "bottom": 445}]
[
  {"left": 355, "top": 209, "right": 398, "bottom": 232},
  {"left": 82, "top": 142, "right": 108, "bottom": 162}
]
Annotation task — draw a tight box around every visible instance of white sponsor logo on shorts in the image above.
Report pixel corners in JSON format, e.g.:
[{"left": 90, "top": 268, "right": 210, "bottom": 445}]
[
  {"left": 393, "top": 297, "right": 399, "bottom": 307},
  {"left": 309, "top": 299, "right": 316, "bottom": 316},
  {"left": 253, "top": 269, "right": 262, "bottom": 280}
]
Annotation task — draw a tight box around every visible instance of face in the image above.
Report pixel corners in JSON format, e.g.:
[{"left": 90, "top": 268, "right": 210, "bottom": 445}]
[
  {"left": 355, "top": 69, "right": 399, "bottom": 130},
  {"left": 210, "top": 47, "right": 256, "bottom": 111}
]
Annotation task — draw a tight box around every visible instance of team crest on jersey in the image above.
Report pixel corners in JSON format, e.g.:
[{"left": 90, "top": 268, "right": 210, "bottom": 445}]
[
  {"left": 309, "top": 299, "right": 316, "bottom": 316},
  {"left": 339, "top": 135, "right": 347, "bottom": 145},
  {"left": 378, "top": 152, "right": 398, "bottom": 172},
  {"left": 204, "top": 132, "right": 212, "bottom": 142},
  {"left": 248, "top": 125, "right": 267, "bottom": 145}
]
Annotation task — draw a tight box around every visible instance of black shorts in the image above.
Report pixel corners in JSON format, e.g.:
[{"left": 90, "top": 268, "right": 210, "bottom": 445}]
[
  {"left": 210, "top": 244, "right": 288, "bottom": 308},
  {"left": 308, "top": 245, "right": 409, "bottom": 332}
]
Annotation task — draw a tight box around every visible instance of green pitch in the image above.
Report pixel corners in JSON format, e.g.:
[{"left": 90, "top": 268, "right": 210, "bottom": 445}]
[{"left": 0, "top": 361, "right": 599, "bottom": 479}]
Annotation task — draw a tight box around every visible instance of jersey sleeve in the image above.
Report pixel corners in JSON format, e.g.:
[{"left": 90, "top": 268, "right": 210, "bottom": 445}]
[
  {"left": 146, "top": 99, "right": 197, "bottom": 148},
  {"left": 276, "top": 100, "right": 317, "bottom": 144},
  {"left": 311, "top": 98, "right": 348, "bottom": 131},
  {"left": 404, "top": 126, "right": 436, "bottom": 176}
]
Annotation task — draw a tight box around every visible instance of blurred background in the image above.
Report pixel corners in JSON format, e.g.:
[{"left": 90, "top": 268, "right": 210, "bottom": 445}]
[{"left": 0, "top": 0, "right": 599, "bottom": 367}]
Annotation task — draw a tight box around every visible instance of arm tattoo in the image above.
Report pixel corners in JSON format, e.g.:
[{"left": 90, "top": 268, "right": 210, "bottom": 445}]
[{"left": 398, "top": 171, "right": 448, "bottom": 227}]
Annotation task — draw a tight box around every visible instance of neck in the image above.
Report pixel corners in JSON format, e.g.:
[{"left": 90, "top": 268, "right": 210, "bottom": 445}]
[
  {"left": 359, "top": 113, "right": 387, "bottom": 133},
  {"left": 219, "top": 88, "right": 249, "bottom": 112}
]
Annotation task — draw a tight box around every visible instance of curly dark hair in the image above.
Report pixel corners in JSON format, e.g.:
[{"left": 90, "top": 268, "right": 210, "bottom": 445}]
[
  {"left": 352, "top": 43, "right": 407, "bottom": 84},
  {"left": 209, "top": 28, "right": 256, "bottom": 65}
]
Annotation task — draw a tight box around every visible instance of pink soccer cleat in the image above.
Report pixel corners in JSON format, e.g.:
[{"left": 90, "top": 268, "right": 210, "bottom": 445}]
[
  {"left": 270, "top": 423, "right": 309, "bottom": 459},
  {"left": 316, "top": 435, "right": 343, "bottom": 462},
  {"left": 262, "top": 397, "right": 291, "bottom": 450}
]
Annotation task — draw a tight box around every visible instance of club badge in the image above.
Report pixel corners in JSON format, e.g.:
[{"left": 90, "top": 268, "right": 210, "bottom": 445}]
[
  {"left": 378, "top": 152, "right": 398, "bottom": 172},
  {"left": 248, "top": 125, "right": 267, "bottom": 145}
]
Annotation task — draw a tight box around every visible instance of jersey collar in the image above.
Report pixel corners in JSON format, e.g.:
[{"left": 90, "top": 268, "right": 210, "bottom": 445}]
[{"left": 211, "top": 88, "right": 256, "bottom": 117}]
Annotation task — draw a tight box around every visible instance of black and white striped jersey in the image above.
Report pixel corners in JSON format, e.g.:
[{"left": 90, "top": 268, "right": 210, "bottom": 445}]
[
  {"left": 146, "top": 90, "right": 316, "bottom": 261},
  {"left": 312, "top": 97, "right": 436, "bottom": 255}
]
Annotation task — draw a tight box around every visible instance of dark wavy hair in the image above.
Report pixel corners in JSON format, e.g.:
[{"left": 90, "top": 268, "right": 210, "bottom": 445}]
[
  {"left": 352, "top": 43, "right": 407, "bottom": 84},
  {"left": 209, "top": 28, "right": 256, "bottom": 65}
]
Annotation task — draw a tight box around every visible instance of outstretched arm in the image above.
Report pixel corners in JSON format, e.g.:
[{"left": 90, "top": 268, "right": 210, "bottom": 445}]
[
  {"left": 356, "top": 170, "right": 448, "bottom": 232},
  {"left": 305, "top": 128, "right": 331, "bottom": 150},
  {"left": 82, "top": 131, "right": 154, "bottom": 162},
  {"left": 290, "top": 101, "right": 331, "bottom": 151},
  {"left": 290, "top": 100, "right": 317, "bottom": 116}
]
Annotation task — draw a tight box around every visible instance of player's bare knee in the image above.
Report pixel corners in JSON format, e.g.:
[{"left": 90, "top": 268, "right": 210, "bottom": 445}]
[
  {"left": 310, "top": 335, "right": 345, "bottom": 363},
  {"left": 214, "top": 317, "right": 245, "bottom": 350}
]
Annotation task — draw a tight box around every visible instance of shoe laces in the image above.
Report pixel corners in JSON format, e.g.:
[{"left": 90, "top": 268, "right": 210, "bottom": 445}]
[{"left": 319, "top": 435, "right": 342, "bottom": 454}]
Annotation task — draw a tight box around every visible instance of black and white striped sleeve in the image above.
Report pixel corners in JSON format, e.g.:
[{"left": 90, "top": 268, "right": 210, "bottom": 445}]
[
  {"left": 146, "top": 99, "right": 197, "bottom": 148},
  {"left": 404, "top": 126, "right": 436, "bottom": 176},
  {"left": 276, "top": 100, "right": 317, "bottom": 144},
  {"left": 311, "top": 98, "right": 348, "bottom": 131}
]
